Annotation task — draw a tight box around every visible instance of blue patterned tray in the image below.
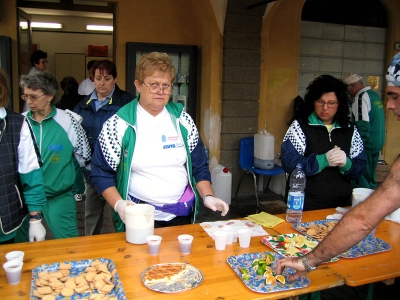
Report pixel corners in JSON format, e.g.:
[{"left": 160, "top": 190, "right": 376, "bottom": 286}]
[
  {"left": 30, "top": 258, "right": 127, "bottom": 300},
  {"left": 294, "top": 220, "right": 391, "bottom": 258},
  {"left": 340, "top": 235, "right": 392, "bottom": 258},
  {"left": 227, "top": 252, "right": 310, "bottom": 294}
]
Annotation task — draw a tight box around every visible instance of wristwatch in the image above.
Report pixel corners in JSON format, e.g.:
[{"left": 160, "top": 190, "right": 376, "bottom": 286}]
[
  {"left": 301, "top": 256, "right": 318, "bottom": 272},
  {"left": 30, "top": 213, "right": 43, "bottom": 220}
]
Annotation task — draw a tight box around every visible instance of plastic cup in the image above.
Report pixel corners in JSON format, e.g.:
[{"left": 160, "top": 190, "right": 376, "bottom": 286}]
[
  {"left": 352, "top": 188, "right": 374, "bottom": 207},
  {"left": 238, "top": 228, "right": 252, "bottom": 248},
  {"left": 3, "top": 260, "right": 23, "bottom": 285},
  {"left": 214, "top": 230, "right": 228, "bottom": 250},
  {"left": 178, "top": 234, "right": 193, "bottom": 254},
  {"left": 146, "top": 235, "right": 162, "bottom": 255},
  {"left": 5, "top": 251, "right": 24, "bottom": 262},
  {"left": 222, "top": 227, "right": 234, "bottom": 245}
]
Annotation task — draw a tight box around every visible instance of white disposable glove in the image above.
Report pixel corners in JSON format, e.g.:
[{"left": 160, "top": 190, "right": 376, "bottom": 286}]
[
  {"left": 203, "top": 196, "right": 229, "bottom": 216},
  {"left": 330, "top": 149, "right": 347, "bottom": 167},
  {"left": 114, "top": 200, "right": 135, "bottom": 223},
  {"left": 29, "top": 220, "right": 46, "bottom": 242},
  {"left": 326, "top": 147, "right": 340, "bottom": 167}
]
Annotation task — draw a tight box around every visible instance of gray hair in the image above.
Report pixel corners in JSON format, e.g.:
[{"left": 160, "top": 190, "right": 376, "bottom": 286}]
[{"left": 20, "top": 71, "right": 59, "bottom": 104}]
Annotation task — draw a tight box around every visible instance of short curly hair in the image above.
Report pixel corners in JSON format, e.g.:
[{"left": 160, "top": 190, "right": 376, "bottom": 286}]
[
  {"left": 135, "top": 52, "right": 175, "bottom": 83},
  {"left": 19, "top": 71, "right": 59, "bottom": 105},
  {"left": 60, "top": 76, "right": 79, "bottom": 95},
  {"left": 298, "top": 75, "right": 353, "bottom": 127}
]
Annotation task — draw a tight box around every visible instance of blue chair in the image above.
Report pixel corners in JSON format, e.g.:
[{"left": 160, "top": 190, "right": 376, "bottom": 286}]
[{"left": 235, "top": 136, "right": 285, "bottom": 208}]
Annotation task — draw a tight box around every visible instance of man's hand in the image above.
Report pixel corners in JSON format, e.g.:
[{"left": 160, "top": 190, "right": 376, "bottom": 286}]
[
  {"left": 114, "top": 200, "right": 135, "bottom": 223},
  {"left": 276, "top": 257, "right": 309, "bottom": 281},
  {"left": 29, "top": 220, "right": 46, "bottom": 242},
  {"left": 203, "top": 196, "right": 229, "bottom": 216},
  {"left": 330, "top": 149, "right": 347, "bottom": 167}
]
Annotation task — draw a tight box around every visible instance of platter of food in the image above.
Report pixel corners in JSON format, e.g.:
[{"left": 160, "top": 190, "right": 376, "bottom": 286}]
[
  {"left": 31, "top": 258, "right": 126, "bottom": 300},
  {"left": 227, "top": 251, "right": 310, "bottom": 294},
  {"left": 261, "top": 233, "right": 339, "bottom": 263},
  {"left": 294, "top": 220, "right": 391, "bottom": 258},
  {"left": 261, "top": 233, "right": 318, "bottom": 257},
  {"left": 141, "top": 263, "right": 203, "bottom": 293},
  {"left": 293, "top": 219, "right": 339, "bottom": 242}
]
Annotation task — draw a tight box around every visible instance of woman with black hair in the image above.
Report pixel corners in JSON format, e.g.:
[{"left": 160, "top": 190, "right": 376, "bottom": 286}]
[{"left": 281, "top": 75, "right": 366, "bottom": 210}]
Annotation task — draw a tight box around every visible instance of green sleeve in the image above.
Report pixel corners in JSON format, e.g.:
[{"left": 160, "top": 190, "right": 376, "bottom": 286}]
[
  {"left": 316, "top": 154, "right": 329, "bottom": 173},
  {"left": 339, "top": 157, "right": 352, "bottom": 174},
  {"left": 19, "top": 168, "right": 47, "bottom": 212}
]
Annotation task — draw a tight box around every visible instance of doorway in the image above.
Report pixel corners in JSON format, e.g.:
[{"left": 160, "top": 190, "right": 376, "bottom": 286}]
[{"left": 16, "top": 1, "right": 115, "bottom": 111}]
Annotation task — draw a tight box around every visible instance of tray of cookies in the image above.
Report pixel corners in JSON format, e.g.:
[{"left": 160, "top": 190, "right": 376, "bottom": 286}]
[
  {"left": 30, "top": 258, "right": 126, "bottom": 300},
  {"left": 293, "top": 220, "right": 391, "bottom": 258}
]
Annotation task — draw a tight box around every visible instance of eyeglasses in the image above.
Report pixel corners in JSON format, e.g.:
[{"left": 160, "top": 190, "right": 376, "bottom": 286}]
[
  {"left": 142, "top": 82, "right": 172, "bottom": 95},
  {"left": 315, "top": 99, "right": 338, "bottom": 108},
  {"left": 21, "top": 94, "right": 45, "bottom": 101}
]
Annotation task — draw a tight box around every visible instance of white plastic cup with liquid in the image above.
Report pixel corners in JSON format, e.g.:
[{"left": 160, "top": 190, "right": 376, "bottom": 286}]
[
  {"left": 214, "top": 230, "right": 228, "bottom": 250},
  {"left": 146, "top": 235, "right": 162, "bottom": 255},
  {"left": 5, "top": 251, "right": 24, "bottom": 262},
  {"left": 178, "top": 234, "right": 193, "bottom": 254},
  {"left": 222, "top": 227, "right": 234, "bottom": 244},
  {"left": 3, "top": 260, "right": 23, "bottom": 285},
  {"left": 238, "top": 228, "right": 252, "bottom": 248}
]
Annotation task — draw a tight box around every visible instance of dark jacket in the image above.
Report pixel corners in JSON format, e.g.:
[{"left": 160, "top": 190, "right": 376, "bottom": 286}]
[
  {"left": 0, "top": 109, "right": 46, "bottom": 236},
  {"left": 56, "top": 93, "right": 84, "bottom": 111},
  {"left": 73, "top": 84, "right": 134, "bottom": 184},
  {"left": 281, "top": 113, "right": 366, "bottom": 210}
]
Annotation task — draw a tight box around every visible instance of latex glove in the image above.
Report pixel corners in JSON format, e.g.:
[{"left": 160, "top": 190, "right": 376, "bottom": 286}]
[
  {"left": 114, "top": 200, "right": 135, "bottom": 223},
  {"left": 29, "top": 220, "right": 46, "bottom": 242},
  {"left": 203, "top": 196, "right": 229, "bottom": 216},
  {"left": 330, "top": 149, "right": 347, "bottom": 167},
  {"left": 326, "top": 147, "right": 340, "bottom": 167}
]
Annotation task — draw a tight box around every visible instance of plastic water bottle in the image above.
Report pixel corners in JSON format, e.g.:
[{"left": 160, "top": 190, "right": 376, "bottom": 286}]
[{"left": 286, "top": 163, "right": 306, "bottom": 223}]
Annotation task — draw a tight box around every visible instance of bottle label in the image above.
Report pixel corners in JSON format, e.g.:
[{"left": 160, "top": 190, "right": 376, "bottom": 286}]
[{"left": 287, "top": 193, "right": 304, "bottom": 210}]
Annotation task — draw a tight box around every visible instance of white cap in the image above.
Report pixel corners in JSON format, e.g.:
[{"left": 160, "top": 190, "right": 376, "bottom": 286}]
[{"left": 343, "top": 73, "right": 362, "bottom": 85}]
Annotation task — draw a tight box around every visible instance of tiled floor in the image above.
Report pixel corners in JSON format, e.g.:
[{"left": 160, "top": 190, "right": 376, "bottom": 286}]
[{"left": 71, "top": 191, "right": 398, "bottom": 300}]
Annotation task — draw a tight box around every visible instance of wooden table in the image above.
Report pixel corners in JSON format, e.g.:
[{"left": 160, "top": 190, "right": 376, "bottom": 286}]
[
  {"left": 0, "top": 222, "right": 344, "bottom": 299},
  {"left": 274, "top": 208, "right": 400, "bottom": 287}
]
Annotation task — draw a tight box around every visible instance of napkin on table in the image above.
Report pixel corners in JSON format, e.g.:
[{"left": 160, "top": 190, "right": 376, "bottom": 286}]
[{"left": 245, "top": 212, "right": 285, "bottom": 228}]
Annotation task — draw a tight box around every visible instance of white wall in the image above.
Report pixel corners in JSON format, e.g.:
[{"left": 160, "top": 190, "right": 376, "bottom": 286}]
[
  {"left": 33, "top": 31, "right": 113, "bottom": 76},
  {"left": 30, "top": 15, "right": 113, "bottom": 76}
]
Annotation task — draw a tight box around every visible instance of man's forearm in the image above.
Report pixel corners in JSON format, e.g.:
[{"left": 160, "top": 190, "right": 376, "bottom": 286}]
[{"left": 306, "top": 158, "right": 400, "bottom": 266}]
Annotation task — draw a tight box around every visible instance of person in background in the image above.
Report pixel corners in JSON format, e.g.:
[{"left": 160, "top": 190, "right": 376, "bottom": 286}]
[
  {"left": 343, "top": 73, "right": 386, "bottom": 189},
  {"left": 74, "top": 59, "right": 134, "bottom": 235},
  {"left": 29, "top": 50, "right": 48, "bottom": 75},
  {"left": 0, "top": 67, "right": 47, "bottom": 244},
  {"left": 276, "top": 52, "right": 400, "bottom": 280},
  {"left": 24, "top": 50, "right": 49, "bottom": 112},
  {"left": 56, "top": 76, "right": 84, "bottom": 111},
  {"left": 78, "top": 60, "right": 96, "bottom": 96},
  {"left": 91, "top": 52, "right": 229, "bottom": 232},
  {"left": 18, "top": 71, "right": 91, "bottom": 239},
  {"left": 56, "top": 76, "right": 86, "bottom": 202},
  {"left": 281, "top": 75, "right": 366, "bottom": 210}
]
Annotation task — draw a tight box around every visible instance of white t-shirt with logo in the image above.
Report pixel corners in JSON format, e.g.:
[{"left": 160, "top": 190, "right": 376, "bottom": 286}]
[{"left": 128, "top": 104, "right": 188, "bottom": 221}]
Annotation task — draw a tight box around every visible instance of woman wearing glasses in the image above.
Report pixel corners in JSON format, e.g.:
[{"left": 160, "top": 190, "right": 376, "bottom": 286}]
[
  {"left": 281, "top": 75, "right": 366, "bottom": 210},
  {"left": 73, "top": 59, "right": 134, "bottom": 236},
  {"left": 18, "top": 71, "right": 91, "bottom": 239},
  {"left": 91, "top": 52, "right": 228, "bottom": 232},
  {"left": 0, "top": 68, "right": 47, "bottom": 244}
]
